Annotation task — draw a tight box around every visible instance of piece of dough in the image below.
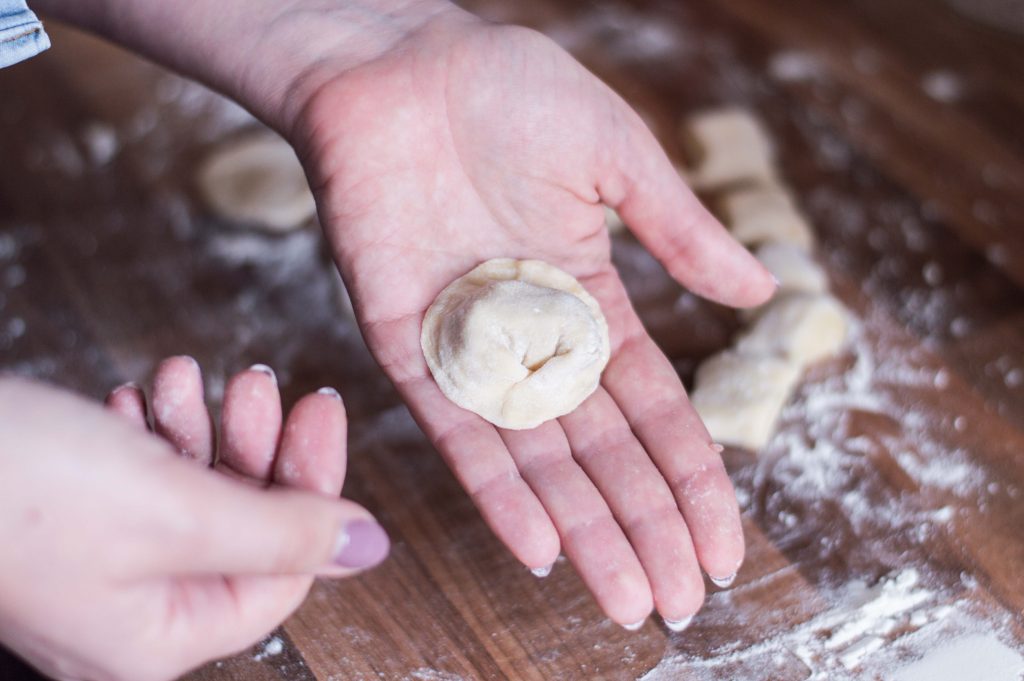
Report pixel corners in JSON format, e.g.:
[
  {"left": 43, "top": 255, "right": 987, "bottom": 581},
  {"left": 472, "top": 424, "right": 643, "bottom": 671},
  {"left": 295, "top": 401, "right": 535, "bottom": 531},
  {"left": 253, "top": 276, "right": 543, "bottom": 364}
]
[
  {"left": 736, "top": 293, "right": 849, "bottom": 365},
  {"left": 604, "top": 205, "right": 627, "bottom": 235},
  {"left": 198, "top": 130, "right": 316, "bottom": 232},
  {"left": 680, "top": 108, "right": 776, "bottom": 191},
  {"left": 719, "top": 184, "right": 815, "bottom": 251},
  {"left": 742, "top": 243, "right": 830, "bottom": 322},
  {"left": 691, "top": 351, "right": 802, "bottom": 450},
  {"left": 421, "top": 259, "right": 610, "bottom": 430},
  {"left": 756, "top": 243, "right": 828, "bottom": 296},
  {"left": 331, "top": 268, "right": 354, "bottom": 317}
]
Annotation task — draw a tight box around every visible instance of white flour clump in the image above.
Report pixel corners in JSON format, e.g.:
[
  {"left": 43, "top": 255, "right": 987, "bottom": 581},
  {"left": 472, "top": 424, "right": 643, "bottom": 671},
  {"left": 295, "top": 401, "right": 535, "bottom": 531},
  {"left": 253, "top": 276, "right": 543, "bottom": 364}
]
[{"left": 253, "top": 635, "right": 284, "bottom": 661}]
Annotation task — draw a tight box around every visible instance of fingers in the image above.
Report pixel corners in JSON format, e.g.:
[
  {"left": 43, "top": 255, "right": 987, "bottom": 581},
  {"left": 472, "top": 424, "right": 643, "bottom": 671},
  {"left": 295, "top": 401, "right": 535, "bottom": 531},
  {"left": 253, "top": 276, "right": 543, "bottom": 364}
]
[
  {"left": 560, "top": 388, "right": 706, "bottom": 624},
  {"left": 139, "top": 456, "right": 388, "bottom": 577},
  {"left": 273, "top": 388, "right": 348, "bottom": 496},
  {"left": 501, "top": 423, "right": 652, "bottom": 626},
  {"left": 600, "top": 107, "right": 775, "bottom": 308},
  {"left": 600, "top": 276, "right": 745, "bottom": 582},
  {"left": 152, "top": 356, "right": 215, "bottom": 464},
  {"left": 104, "top": 383, "right": 148, "bottom": 429},
  {"left": 219, "top": 365, "right": 283, "bottom": 483},
  {"left": 401, "top": 371, "right": 560, "bottom": 571},
  {"left": 605, "top": 332, "right": 745, "bottom": 582}
]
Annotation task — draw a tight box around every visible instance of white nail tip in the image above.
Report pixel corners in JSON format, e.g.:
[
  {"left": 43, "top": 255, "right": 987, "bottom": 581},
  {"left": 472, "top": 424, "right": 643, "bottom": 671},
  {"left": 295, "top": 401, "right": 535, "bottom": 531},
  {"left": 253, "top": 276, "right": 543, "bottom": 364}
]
[
  {"left": 710, "top": 572, "right": 737, "bottom": 588},
  {"left": 317, "top": 387, "right": 341, "bottom": 399},
  {"left": 664, "top": 615, "right": 694, "bottom": 632},
  {"left": 530, "top": 564, "right": 553, "bottom": 578},
  {"left": 622, "top": 619, "right": 646, "bottom": 631},
  {"left": 248, "top": 364, "right": 277, "bottom": 382}
]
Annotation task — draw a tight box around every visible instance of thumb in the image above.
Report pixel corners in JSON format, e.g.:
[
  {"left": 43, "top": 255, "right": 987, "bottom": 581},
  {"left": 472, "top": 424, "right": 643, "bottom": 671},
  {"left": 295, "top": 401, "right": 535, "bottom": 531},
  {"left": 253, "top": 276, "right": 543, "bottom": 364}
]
[
  {"left": 600, "top": 107, "right": 776, "bottom": 308},
  {"left": 140, "top": 457, "right": 389, "bottom": 577}
]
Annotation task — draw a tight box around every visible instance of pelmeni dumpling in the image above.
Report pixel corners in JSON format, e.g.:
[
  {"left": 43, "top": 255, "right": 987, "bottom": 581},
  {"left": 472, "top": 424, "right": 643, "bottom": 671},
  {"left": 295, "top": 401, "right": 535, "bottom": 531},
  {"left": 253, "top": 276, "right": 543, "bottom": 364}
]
[{"left": 421, "top": 259, "right": 610, "bottom": 430}]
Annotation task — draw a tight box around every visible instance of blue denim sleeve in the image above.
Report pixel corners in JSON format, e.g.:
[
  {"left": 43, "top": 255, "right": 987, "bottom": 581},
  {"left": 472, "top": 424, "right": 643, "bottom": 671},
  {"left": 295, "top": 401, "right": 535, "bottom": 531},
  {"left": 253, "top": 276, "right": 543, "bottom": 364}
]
[{"left": 0, "top": 0, "right": 50, "bottom": 68}]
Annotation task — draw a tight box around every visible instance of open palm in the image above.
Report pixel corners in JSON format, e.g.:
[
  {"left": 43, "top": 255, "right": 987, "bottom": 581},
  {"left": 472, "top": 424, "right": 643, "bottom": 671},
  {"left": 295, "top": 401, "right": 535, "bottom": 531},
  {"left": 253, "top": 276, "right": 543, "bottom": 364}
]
[{"left": 292, "top": 12, "right": 775, "bottom": 627}]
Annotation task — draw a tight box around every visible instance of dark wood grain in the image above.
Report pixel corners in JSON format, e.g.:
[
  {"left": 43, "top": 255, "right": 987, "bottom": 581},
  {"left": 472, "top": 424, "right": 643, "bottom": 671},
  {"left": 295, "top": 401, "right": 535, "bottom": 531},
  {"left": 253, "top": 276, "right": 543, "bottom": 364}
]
[{"left": 1, "top": 1, "right": 1022, "bottom": 679}]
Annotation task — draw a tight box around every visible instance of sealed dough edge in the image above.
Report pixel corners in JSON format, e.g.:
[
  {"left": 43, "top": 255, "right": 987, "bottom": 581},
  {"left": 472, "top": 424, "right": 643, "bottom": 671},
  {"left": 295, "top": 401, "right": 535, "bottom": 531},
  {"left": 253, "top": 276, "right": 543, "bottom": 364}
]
[{"left": 421, "top": 258, "right": 611, "bottom": 430}]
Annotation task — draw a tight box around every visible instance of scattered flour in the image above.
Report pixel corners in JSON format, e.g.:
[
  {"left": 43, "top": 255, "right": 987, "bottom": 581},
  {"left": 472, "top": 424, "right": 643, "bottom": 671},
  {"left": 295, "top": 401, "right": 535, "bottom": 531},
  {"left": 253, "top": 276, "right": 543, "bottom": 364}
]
[
  {"left": 642, "top": 566, "right": 1020, "bottom": 681},
  {"left": 253, "top": 636, "right": 284, "bottom": 662},
  {"left": 409, "top": 669, "right": 465, "bottom": 681},
  {"left": 768, "top": 51, "right": 824, "bottom": 82},
  {"left": 80, "top": 122, "right": 119, "bottom": 166},
  {"left": 892, "top": 632, "right": 1024, "bottom": 681},
  {"left": 921, "top": 71, "right": 964, "bottom": 103}
]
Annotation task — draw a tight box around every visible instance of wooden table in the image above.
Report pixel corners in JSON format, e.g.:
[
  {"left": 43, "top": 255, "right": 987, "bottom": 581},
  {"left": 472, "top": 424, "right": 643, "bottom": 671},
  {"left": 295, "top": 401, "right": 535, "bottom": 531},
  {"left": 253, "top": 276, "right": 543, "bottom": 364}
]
[{"left": 2, "top": 0, "right": 1022, "bottom": 679}]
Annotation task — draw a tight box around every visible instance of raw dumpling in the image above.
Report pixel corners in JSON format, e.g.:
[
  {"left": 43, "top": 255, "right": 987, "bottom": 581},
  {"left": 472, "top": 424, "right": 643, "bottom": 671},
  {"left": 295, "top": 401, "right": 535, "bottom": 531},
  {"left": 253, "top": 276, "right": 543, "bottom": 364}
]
[{"left": 421, "top": 259, "right": 610, "bottom": 430}]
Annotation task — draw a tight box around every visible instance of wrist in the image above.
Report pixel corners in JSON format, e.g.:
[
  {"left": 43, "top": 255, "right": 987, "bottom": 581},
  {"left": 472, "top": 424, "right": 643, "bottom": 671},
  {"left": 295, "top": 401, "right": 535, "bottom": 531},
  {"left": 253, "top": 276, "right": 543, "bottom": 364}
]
[{"left": 35, "top": 0, "right": 463, "bottom": 132}]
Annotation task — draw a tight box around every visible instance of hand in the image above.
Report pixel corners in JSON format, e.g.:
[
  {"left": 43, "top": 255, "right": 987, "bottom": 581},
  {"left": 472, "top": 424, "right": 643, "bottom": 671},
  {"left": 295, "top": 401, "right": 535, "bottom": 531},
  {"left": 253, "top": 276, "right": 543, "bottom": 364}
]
[
  {"left": 34, "top": 0, "right": 774, "bottom": 629},
  {"left": 287, "top": 10, "right": 775, "bottom": 627},
  {"left": 0, "top": 359, "right": 388, "bottom": 681}
]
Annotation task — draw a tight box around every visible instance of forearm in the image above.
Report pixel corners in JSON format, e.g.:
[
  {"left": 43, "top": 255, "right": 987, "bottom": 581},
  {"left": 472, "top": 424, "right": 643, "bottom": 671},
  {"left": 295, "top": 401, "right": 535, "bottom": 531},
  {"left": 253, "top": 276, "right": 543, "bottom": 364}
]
[{"left": 32, "top": 0, "right": 458, "bottom": 132}]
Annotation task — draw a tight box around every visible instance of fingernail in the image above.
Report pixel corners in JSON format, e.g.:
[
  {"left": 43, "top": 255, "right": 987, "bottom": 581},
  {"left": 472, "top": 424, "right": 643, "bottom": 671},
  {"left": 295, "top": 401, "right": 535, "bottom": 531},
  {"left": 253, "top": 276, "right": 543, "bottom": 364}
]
[
  {"left": 622, "top": 618, "right": 646, "bottom": 632},
  {"left": 664, "top": 615, "right": 693, "bottom": 632},
  {"left": 317, "top": 386, "right": 342, "bottom": 400},
  {"left": 710, "top": 572, "right": 737, "bottom": 588},
  {"left": 530, "top": 563, "right": 553, "bottom": 578},
  {"left": 771, "top": 274, "right": 781, "bottom": 288},
  {"left": 333, "top": 519, "right": 390, "bottom": 569},
  {"left": 709, "top": 442, "right": 725, "bottom": 453},
  {"left": 249, "top": 364, "right": 277, "bottom": 384}
]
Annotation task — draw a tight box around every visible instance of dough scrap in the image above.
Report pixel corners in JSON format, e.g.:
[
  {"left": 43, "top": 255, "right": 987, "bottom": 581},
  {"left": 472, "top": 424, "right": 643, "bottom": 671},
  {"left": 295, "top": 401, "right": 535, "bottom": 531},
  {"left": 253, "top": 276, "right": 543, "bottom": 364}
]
[
  {"left": 756, "top": 243, "right": 828, "bottom": 297},
  {"left": 691, "top": 351, "right": 802, "bottom": 450},
  {"left": 719, "top": 184, "right": 815, "bottom": 250},
  {"left": 331, "top": 268, "right": 354, "bottom": 317},
  {"left": 198, "top": 130, "right": 316, "bottom": 232},
  {"left": 736, "top": 293, "right": 849, "bottom": 365},
  {"left": 422, "top": 259, "right": 610, "bottom": 430},
  {"left": 681, "top": 108, "right": 776, "bottom": 190},
  {"left": 604, "top": 205, "right": 627, "bottom": 235},
  {"left": 742, "top": 244, "right": 830, "bottom": 322}
]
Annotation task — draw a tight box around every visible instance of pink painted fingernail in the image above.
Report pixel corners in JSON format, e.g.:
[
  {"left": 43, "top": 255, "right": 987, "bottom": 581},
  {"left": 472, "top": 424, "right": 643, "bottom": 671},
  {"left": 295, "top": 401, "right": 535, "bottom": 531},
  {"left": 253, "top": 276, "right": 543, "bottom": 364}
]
[
  {"left": 664, "top": 615, "right": 693, "bottom": 632},
  {"left": 317, "top": 387, "right": 341, "bottom": 400},
  {"left": 710, "top": 572, "right": 737, "bottom": 588},
  {"left": 709, "top": 442, "right": 725, "bottom": 453},
  {"left": 530, "top": 563, "right": 553, "bottom": 578},
  {"left": 622, "top": 618, "right": 646, "bottom": 632},
  {"left": 333, "top": 519, "right": 390, "bottom": 569},
  {"left": 248, "top": 364, "right": 277, "bottom": 384}
]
